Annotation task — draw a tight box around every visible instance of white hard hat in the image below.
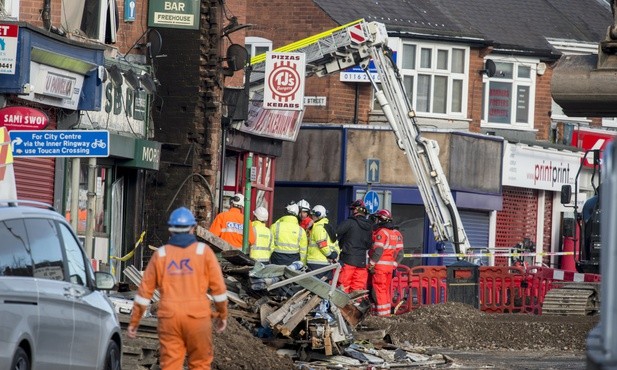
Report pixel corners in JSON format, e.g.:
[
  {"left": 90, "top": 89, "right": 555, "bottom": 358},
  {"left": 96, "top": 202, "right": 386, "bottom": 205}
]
[
  {"left": 253, "top": 206, "right": 269, "bottom": 222},
  {"left": 286, "top": 203, "right": 299, "bottom": 216},
  {"left": 231, "top": 193, "right": 244, "bottom": 207},
  {"left": 311, "top": 205, "right": 327, "bottom": 219},
  {"left": 297, "top": 199, "right": 310, "bottom": 211}
]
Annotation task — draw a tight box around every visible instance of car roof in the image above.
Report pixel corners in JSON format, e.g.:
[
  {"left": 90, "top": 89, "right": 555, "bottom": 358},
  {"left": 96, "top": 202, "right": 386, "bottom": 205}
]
[{"left": 0, "top": 202, "right": 65, "bottom": 222}]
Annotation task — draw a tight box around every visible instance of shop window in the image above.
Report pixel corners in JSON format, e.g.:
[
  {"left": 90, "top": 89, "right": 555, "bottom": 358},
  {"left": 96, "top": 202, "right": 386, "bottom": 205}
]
[
  {"left": 482, "top": 58, "right": 537, "bottom": 129},
  {"left": 61, "top": 0, "right": 118, "bottom": 43},
  {"left": 64, "top": 160, "right": 110, "bottom": 235}
]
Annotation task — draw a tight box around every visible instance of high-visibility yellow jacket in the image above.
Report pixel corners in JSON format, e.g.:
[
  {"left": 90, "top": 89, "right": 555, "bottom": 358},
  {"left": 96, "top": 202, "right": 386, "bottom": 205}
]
[
  {"left": 250, "top": 220, "right": 273, "bottom": 263},
  {"left": 307, "top": 218, "right": 339, "bottom": 266},
  {"left": 270, "top": 215, "right": 307, "bottom": 263}
]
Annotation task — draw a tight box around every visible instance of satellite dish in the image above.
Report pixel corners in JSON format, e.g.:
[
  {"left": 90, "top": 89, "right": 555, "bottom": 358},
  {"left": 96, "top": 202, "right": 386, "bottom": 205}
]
[
  {"left": 147, "top": 29, "right": 163, "bottom": 59},
  {"left": 226, "top": 44, "right": 248, "bottom": 71},
  {"left": 124, "top": 69, "right": 141, "bottom": 90},
  {"left": 480, "top": 59, "right": 496, "bottom": 78},
  {"left": 140, "top": 72, "right": 158, "bottom": 94},
  {"left": 107, "top": 65, "right": 123, "bottom": 87}
]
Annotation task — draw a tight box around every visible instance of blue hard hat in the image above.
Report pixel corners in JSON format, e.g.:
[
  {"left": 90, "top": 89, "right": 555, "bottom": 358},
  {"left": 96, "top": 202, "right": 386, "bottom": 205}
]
[{"left": 168, "top": 207, "right": 196, "bottom": 227}]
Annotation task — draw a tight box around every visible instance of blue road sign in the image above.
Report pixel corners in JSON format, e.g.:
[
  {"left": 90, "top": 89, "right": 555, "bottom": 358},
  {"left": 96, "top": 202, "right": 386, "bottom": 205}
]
[
  {"left": 364, "top": 190, "right": 380, "bottom": 214},
  {"left": 10, "top": 130, "right": 110, "bottom": 157},
  {"left": 366, "top": 158, "right": 380, "bottom": 183}
]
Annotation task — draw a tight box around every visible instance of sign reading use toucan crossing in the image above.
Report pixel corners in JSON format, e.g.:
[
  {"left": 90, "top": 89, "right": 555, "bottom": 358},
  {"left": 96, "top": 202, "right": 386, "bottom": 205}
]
[{"left": 10, "top": 130, "right": 110, "bottom": 157}]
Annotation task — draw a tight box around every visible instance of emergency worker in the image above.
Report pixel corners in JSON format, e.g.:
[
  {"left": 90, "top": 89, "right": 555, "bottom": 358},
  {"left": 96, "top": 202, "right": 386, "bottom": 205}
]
[
  {"left": 297, "top": 199, "right": 313, "bottom": 233},
  {"left": 336, "top": 199, "right": 374, "bottom": 293},
  {"left": 250, "top": 206, "right": 273, "bottom": 263},
  {"left": 368, "top": 209, "right": 404, "bottom": 317},
  {"left": 306, "top": 205, "right": 339, "bottom": 280},
  {"left": 127, "top": 207, "right": 228, "bottom": 369},
  {"left": 270, "top": 203, "right": 308, "bottom": 266},
  {"left": 209, "top": 193, "right": 256, "bottom": 249}
]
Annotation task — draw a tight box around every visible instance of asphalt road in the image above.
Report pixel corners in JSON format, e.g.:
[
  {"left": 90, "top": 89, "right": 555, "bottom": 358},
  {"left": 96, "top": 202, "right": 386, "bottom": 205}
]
[{"left": 438, "top": 348, "right": 586, "bottom": 370}]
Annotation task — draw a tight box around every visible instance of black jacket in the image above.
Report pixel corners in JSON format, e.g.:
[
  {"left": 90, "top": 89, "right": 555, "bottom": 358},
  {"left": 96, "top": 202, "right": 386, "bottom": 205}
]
[{"left": 337, "top": 215, "right": 373, "bottom": 267}]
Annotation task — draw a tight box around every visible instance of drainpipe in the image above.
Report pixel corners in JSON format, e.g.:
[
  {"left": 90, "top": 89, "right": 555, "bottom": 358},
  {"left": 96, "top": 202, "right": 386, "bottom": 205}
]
[{"left": 41, "top": 0, "right": 66, "bottom": 36}]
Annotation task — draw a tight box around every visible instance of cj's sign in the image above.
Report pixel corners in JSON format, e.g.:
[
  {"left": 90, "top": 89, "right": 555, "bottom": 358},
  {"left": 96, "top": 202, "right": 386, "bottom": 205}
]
[
  {"left": 148, "top": 0, "right": 200, "bottom": 29},
  {"left": 263, "top": 52, "right": 306, "bottom": 111},
  {"left": 0, "top": 106, "right": 49, "bottom": 131}
]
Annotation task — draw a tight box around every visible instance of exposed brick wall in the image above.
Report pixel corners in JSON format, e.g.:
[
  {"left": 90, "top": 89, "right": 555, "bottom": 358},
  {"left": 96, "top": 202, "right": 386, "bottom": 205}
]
[
  {"left": 144, "top": 1, "right": 223, "bottom": 247},
  {"left": 534, "top": 63, "right": 554, "bottom": 140},
  {"left": 467, "top": 48, "right": 487, "bottom": 133}
]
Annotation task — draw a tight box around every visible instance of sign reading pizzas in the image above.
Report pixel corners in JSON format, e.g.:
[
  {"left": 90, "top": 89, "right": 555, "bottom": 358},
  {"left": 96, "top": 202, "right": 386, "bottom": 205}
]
[{"left": 263, "top": 52, "right": 306, "bottom": 111}]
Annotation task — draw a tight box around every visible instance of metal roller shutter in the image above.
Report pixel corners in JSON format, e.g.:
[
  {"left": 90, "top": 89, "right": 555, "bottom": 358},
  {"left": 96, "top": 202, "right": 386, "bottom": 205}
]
[
  {"left": 441, "top": 210, "right": 490, "bottom": 266},
  {"left": 14, "top": 157, "right": 55, "bottom": 205},
  {"left": 495, "top": 186, "right": 538, "bottom": 265}
]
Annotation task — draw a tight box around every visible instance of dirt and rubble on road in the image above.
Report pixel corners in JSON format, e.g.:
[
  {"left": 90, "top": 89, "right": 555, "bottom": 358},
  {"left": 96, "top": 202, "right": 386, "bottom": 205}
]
[{"left": 120, "top": 230, "right": 599, "bottom": 369}]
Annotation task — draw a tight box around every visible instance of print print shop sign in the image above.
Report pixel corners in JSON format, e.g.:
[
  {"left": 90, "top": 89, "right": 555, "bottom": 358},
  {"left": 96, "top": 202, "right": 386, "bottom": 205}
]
[{"left": 533, "top": 161, "right": 570, "bottom": 186}]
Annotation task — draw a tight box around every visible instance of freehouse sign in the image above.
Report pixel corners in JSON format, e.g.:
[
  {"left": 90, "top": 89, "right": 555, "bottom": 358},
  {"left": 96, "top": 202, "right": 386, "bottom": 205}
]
[{"left": 148, "top": 0, "right": 200, "bottom": 29}]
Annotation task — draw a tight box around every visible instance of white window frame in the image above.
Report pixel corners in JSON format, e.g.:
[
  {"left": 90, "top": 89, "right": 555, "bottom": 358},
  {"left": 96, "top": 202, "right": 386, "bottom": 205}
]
[
  {"left": 481, "top": 56, "right": 538, "bottom": 130},
  {"left": 0, "top": 0, "right": 19, "bottom": 19},
  {"left": 394, "top": 38, "right": 469, "bottom": 119},
  {"left": 245, "top": 36, "right": 272, "bottom": 61},
  {"left": 61, "top": 0, "right": 117, "bottom": 44}
]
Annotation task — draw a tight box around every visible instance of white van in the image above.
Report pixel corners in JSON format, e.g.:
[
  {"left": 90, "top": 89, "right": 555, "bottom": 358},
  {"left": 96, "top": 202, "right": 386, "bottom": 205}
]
[{"left": 0, "top": 201, "right": 122, "bottom": 370}]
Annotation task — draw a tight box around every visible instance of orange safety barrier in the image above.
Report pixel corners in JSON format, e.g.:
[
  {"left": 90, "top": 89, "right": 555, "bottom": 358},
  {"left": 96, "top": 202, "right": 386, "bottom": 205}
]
[
  {"left": 391, "top": 264, "right": 569, "bottom": 315},
  {"left": 391, "top": 265, "right": 412, "bottom": 315}
]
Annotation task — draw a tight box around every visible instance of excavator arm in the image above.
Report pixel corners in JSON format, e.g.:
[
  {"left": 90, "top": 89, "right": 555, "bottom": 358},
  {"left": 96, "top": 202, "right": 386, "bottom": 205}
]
[
  {"left": 552, "top": 0, "right": 617, "bottom": 116},
  {"left": 250, "top": 21, "right": 471, "bottom": 254}
]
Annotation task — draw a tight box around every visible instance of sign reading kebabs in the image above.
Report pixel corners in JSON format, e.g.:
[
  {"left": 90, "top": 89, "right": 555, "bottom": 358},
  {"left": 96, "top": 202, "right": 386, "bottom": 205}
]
[{"left": 263, "top": 52, "right": 306, "bottom": 111}]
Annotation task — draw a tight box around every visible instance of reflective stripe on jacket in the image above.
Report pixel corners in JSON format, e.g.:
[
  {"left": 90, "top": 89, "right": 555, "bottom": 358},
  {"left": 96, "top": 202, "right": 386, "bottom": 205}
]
[
  {"left": 307, "top": 218, "right": 339, "bottom": 265},
  {"left": 370, "top": 227, "right": 404, "bottom": 269},
  {"left": 250, "top": 220, "right": 273, "bottom": 263},
  {"left": 130, "top": 242, "right": 228, "bottom": 327},
  {"left": 270, "top": 215, "right": 307, "bottom": 263},
  {"left": 209, "top": 207, "right": 256, "bottom": 248}
]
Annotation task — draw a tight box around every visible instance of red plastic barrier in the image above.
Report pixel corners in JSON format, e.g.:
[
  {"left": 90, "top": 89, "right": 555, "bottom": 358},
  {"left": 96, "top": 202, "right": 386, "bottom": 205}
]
[
  {"left": 393, "top": 265, "right": 565, "bottom": 315},
  {"left": 391, "top": 265, "right": 412, "bottom": 315}
]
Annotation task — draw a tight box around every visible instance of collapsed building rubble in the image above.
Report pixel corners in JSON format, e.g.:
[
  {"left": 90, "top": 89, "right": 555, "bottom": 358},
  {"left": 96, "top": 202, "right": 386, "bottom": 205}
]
[{"left": 112, "top": 228, "right": 451, "bottom": 369}]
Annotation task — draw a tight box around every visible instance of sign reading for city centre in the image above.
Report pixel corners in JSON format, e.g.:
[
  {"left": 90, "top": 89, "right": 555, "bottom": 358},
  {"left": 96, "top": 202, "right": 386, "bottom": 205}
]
[
  {"left": 148, "top": 0, "right": 200, "bottom": 29},
  {"left": 10, "top": 130, "right": 110, "bottom": 157}
]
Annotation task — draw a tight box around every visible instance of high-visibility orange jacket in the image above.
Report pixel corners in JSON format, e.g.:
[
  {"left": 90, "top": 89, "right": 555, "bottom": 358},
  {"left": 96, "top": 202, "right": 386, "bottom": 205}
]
[
  {"left": 209, "top": 207, "right": 256, "bottom": 248},
  {"left": 368, "top": 225, "right": 404, "bottom": 317},
  {"left": 130, "top": 239, "right": 228, "bottom": 369}
]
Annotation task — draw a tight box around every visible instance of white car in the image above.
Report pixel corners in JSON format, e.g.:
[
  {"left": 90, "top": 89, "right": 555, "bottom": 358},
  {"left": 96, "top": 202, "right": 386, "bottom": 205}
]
[{"left": 0, "top": 201, "right": 122, "bottom": 370}]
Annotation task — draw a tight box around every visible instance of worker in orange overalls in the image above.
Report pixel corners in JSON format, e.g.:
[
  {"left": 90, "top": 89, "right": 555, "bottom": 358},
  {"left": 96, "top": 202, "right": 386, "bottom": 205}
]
[
  {"left": 127, "top": 207, "right": 228, "bottom": 369},
  {"left": 368, "top": 209, "right": 404, "bottom": 317},
  {"left": 209, "top": 193, "right": 256, "bottom": 249}
]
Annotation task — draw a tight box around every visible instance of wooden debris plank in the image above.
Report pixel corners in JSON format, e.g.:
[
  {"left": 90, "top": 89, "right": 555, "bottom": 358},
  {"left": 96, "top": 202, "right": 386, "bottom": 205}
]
[
  {"left": 226, "top": 290, "right": 250, "bottom": 309},
  {"left": 279, "top": 294, "right": 322, "bottom": 337},
  {"left": 195, "top": 226, "right": 234, "bottom": 252},
  {"left": 266, "top": 289, "right": 311, "bottom": 326},
  {"left": 221, "top": 249, "right": 255, "bottom": 266}
]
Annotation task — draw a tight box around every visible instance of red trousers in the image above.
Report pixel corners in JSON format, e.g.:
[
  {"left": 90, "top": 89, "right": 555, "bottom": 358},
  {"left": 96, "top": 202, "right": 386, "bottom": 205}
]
[
  {"left": 338, "top": 264, "right": 369, "bottom": 293},
  {"left": 369, "top": 267, "right": 393, "bottom": 316}
]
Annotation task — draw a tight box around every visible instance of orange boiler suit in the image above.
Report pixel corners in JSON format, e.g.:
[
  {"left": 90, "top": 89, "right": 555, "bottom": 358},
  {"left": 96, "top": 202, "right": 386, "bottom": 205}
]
[
  {"left": 130, "top": 241, "right": 228, "bottom": 370},
  {"left": 209, "top": 207, "right": 256, "bottom": 248},
  {"left": 368, "top": 226, "right": 404, "bottom": 316}
]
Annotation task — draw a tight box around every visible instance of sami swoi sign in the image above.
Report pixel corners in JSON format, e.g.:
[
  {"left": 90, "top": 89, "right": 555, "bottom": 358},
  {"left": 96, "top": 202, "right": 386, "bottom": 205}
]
[{"left": 0, "top": 106, "right": 49, "bottom": 130}]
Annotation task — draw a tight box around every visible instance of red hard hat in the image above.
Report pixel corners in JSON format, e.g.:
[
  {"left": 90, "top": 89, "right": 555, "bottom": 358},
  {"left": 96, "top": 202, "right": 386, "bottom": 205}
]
[
  {"left": 349, "top": 199, "right": 366, "bottom": 209},
  {"left": 375, "top": 209, "right": 392, "bottom": 221}
]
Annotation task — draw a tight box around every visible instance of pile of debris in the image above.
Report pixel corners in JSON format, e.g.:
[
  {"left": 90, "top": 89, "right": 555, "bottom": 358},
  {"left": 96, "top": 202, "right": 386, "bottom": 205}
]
[{"left": 114, "top": 228, "right": 451, "bottom": 369}]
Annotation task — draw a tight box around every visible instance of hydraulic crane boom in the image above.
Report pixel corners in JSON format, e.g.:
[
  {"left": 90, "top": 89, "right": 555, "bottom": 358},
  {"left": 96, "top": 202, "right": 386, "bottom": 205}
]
[{"left": 251, "top": 21, "right": 470, "bottom": 254}]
